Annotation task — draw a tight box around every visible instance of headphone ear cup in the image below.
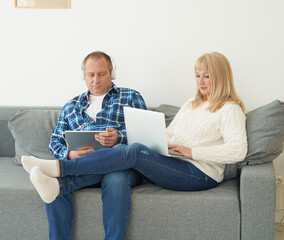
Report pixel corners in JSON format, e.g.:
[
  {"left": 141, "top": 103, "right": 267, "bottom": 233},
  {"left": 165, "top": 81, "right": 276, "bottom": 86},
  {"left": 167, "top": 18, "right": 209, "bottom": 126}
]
[
  {"left": 82, "top": 69, "right": 85, "bottom": 80},
  {"left": 81, "top": 61, "right": 85, "bottom": 80},
  {"left": 111, "top": 70, "right": 116, "bottom": 80},
  {"left": 110, "top": 57, "right": 116, "bottom": 80}
]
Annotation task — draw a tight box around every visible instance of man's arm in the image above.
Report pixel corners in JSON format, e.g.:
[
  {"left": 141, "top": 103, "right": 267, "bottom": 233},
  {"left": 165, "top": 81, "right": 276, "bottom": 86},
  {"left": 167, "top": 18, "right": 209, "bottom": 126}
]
[
  {"left": 116, "top": 90, "right": 147, "bottom": 145},
  {"left": 49, "top": 110, "right": 70, "bottom": 160},
  {"left": 97, "top": 90, "right": 147, "bottom": 146}
]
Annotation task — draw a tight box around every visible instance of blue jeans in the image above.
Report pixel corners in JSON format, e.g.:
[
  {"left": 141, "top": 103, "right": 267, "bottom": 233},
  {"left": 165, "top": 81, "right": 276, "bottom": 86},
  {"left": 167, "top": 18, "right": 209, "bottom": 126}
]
[
  {"left": 59, "top": 143, "right": 217, "bottom": 192},
  {"left": 45, "top": 169, "right": 142, "bottom": 240}
]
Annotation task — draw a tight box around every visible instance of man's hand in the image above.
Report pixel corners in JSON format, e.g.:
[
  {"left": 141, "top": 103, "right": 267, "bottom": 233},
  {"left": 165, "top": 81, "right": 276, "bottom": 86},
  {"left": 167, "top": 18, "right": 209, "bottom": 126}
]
[
  {"left": 95, "top": 128, "right": 118, "bottom": 147},
  {"left": 68, "top": 147, "right": 94, "bottom": 160},
  {"left": 168, "top": 145, "right": 192, "bottom": 158}
]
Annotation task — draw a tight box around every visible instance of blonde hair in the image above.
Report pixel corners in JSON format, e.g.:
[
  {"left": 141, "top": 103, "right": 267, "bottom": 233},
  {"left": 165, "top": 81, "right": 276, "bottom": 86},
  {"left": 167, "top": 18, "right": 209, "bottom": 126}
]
[{"left": 191, "top": 52, "right": 245, "bottom": 112}]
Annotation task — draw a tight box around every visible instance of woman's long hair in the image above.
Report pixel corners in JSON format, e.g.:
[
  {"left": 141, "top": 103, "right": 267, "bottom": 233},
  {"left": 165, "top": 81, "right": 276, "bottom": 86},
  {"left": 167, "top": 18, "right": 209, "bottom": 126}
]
[{"left": 191, "top": 52, "right": 245, "bottom": 112}]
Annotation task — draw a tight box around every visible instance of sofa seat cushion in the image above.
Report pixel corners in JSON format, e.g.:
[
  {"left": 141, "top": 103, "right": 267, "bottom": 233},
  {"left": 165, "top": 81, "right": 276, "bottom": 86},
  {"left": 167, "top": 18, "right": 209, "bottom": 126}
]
[
  {"left": 125, "top": 179, "right": 240, "bottom": 240},
  {"left": 0, "top": 157, "right": 49, "bottom": 239},
  {"left": 0, "top": 157, "right": 240, "bottom": 240}
]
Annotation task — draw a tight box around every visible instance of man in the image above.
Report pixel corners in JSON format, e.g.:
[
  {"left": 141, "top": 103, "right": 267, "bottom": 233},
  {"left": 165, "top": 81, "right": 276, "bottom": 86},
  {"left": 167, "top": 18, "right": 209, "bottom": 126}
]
[{"left": 46, "top": 51, "right": 147, "bottom": 239}]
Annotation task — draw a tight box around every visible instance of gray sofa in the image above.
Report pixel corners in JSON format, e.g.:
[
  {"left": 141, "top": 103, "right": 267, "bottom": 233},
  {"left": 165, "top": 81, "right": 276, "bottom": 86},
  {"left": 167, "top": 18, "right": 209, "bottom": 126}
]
[{"left": 0, "top": 101, "right": 284, "bottom": 240}]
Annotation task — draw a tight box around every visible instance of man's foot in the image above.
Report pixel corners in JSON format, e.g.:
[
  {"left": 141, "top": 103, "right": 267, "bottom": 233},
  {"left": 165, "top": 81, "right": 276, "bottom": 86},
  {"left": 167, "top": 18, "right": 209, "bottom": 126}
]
[
  {"left": 30, "top": 167, "right": 60, "bottom": 204},
  {"left": 21, "top": 156, "right": 59, "bottom": 177}
]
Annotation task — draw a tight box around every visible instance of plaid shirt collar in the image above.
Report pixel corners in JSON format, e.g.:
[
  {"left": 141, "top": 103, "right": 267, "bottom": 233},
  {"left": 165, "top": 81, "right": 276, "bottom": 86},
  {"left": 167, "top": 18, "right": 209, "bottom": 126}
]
[{"left": 79, "top": 83, "right": 118, "bottom": 111}]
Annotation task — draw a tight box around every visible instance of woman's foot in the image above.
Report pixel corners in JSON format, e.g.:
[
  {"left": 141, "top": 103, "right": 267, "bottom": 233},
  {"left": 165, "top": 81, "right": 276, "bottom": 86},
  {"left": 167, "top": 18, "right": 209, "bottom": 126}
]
[
  {"left": 21, "top": 156, "right": 59, "bottom": 177},
  {"left": 30, "top": 167, "right": 60, "bottom": 204}
]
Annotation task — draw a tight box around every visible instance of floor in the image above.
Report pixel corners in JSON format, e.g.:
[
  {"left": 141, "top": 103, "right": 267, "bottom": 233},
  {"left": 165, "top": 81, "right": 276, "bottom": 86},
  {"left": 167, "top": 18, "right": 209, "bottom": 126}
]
[{"left": 274, "top": 222, "right": 284, "bottom": 240}]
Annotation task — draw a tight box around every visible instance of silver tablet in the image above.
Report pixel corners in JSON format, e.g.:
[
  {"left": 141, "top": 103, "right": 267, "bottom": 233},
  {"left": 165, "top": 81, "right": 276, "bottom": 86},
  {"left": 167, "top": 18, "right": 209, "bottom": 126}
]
[{"left": 64, "top": 130, "right": 107, "bottom": 151}]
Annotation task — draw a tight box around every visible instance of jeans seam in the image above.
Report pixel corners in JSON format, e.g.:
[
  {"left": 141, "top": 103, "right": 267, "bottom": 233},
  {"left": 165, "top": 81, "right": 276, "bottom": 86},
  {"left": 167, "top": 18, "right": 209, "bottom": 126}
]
[
  {"left": 59, "top": 160, "right": 64, "bottom": 177},
  {"left": 123, "top": 175, "right": 131, "bottom": 237},
  {"left": 60, "top": 175, "right": 99, "bottom": 195},
  {"left": 57, "top": 177, "right": 64, "bottom": 196},
  {"left": 138, "top": 154, "right": 198, "bottom": 179}
]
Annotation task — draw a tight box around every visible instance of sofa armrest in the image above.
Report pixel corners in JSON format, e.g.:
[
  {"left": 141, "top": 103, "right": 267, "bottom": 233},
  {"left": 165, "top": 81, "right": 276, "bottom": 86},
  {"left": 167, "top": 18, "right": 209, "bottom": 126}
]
[{"left": 240, "top": 162, "right": 275, "bottom": 240}]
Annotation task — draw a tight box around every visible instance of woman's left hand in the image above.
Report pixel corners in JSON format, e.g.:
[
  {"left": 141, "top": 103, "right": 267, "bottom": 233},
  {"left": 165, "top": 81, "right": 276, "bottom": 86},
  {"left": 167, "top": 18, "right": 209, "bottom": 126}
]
[{"left": 168, "top": 145, "right": 192, "bottom": 158}]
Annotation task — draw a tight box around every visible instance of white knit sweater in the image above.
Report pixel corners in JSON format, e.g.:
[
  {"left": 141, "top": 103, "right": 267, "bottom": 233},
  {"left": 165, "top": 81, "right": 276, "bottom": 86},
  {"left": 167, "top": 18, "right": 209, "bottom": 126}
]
[{"left": 166, "top": 99, "right": 248, "bottom": 182}]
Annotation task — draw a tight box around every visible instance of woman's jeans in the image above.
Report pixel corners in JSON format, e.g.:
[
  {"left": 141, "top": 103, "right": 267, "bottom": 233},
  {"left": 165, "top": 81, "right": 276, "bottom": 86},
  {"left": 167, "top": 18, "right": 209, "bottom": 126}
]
[
  {"left": 59, "top": 143, "right": 217, "bottom": 192},
  {"left": 45, "top": 169, "right": 142, "bottom": 240}
]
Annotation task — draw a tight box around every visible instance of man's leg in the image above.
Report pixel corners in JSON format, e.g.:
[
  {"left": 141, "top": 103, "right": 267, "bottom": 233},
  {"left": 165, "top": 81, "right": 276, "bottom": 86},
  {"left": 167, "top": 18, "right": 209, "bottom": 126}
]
[
  {"left": 45, "top": 194, "right": 73, "bottom": 240},
  {"left": 101, "top": 170, "right": 143, "bottom": 240},
  {"left": 45, "top": 174, "right": 104, "bottom": 240}
]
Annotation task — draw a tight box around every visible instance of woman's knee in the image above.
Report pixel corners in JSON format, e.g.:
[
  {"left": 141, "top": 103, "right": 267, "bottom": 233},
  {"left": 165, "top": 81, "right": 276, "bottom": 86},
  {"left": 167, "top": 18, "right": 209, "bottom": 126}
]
[
  {"left": 128, "top": 142, "right": 147, "bottom": 152},
  {"left": 113, "top": 143, "right": 127, "bottom": 149}
]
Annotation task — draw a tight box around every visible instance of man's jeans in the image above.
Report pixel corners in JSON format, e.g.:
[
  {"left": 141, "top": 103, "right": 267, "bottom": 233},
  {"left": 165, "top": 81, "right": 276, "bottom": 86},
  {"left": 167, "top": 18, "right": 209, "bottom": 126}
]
[
  {"left": 59, "top": 143, "right": 217, "bottom": 192},
  {"left": 45, "top": 170, "right": 142, "bottom": 240}
]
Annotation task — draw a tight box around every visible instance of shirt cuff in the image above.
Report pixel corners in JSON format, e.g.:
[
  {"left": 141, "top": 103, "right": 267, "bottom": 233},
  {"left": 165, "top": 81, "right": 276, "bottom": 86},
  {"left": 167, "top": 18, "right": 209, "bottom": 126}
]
[
  {"left": 58, "top": 147, "right": 69, "bottom": 160},
  {"left": 117, "top": 130, "right": 127, "bottom": 144}
]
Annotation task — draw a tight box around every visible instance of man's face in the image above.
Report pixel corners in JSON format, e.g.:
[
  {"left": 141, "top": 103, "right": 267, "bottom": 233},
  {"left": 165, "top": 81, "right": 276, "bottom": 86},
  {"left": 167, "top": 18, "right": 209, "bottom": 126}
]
[{"left": 84, "top": 57, "right": 112, "bottom": 96}]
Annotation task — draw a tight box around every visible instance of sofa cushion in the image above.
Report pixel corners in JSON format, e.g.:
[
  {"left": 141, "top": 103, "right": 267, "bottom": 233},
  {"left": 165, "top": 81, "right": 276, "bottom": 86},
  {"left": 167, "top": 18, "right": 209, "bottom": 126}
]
[
  {"left": 238, "top": 100, "right": 284, "bottom": 168},
  {"left": 0, "top": 120, "right": 15, "bottom": 157},
  {"left": 155, "top": 104, "right": 180, "bottom": 127},
  {"left": 8, "top": 110, "right": 61, "bottom": 165}
]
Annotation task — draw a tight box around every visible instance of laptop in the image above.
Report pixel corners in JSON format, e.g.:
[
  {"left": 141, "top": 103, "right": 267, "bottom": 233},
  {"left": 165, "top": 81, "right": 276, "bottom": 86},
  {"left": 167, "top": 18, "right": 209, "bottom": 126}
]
[{"left": 123, "top": 107, "right": 183, "bottom": 157}]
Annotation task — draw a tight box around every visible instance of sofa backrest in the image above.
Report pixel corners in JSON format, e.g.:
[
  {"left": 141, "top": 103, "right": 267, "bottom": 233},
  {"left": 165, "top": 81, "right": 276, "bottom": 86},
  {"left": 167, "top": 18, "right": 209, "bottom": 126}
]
[
  {"left": 0, "top": 106, "right": 62, "bottom": 157},
  {"left": 0, "top": 105, "right": 239, "bottom": 181},
  {"left": 2, "top": 100, "right": 283, "bottom": 182}
]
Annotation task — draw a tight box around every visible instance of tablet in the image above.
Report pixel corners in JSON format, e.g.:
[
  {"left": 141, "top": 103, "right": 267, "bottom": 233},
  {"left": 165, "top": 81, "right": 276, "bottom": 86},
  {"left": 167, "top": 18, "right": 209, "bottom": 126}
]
[{"left": 64, "top": 130, "right": 107, "bottom": 151}]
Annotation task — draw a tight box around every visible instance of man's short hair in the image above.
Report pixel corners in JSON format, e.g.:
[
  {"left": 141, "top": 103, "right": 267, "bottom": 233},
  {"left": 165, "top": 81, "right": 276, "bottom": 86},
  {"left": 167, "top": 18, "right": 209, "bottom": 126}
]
[{"left": 81, "top": 51, "right": 113, "bottom": 74}]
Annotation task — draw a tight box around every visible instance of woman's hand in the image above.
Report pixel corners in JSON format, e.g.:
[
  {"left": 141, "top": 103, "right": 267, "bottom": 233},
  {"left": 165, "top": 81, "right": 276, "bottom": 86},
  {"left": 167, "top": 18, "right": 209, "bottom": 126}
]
[
  {"left": 68, "top": 147, "right": 94, "bottom": 160},
  {"left": 168, "top": 145, "right": 192, "bottom": 158}
]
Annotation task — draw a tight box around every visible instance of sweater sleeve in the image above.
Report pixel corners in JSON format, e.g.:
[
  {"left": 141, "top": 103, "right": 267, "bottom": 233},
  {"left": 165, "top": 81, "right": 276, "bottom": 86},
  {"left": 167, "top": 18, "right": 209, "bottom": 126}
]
[
  {"left": 191, "top": 104, "right": 248, "bottom": 165},
  {"left": 166, "top": 99, "right": 192, "bottom": 139}
]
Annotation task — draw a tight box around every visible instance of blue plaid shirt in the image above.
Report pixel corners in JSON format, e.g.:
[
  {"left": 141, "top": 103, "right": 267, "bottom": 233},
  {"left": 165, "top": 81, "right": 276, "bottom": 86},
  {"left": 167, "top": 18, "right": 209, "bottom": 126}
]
[{"left": 49, "top": 84, "right": 147, "bottom": 160}]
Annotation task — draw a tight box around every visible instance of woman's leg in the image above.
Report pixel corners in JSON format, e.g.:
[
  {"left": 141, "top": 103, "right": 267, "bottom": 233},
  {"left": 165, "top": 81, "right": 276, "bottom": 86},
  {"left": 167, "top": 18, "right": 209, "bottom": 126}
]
[
  {"left": 30, "top": 167, "right": 104, "bottom": 203},
  {"left": 58, "top": 174, "right": 104, "bottom": 195},
  {"left": 59, "top": 143, "right": 217, "bottom": 191},
  {"left": 24, "top": 143, "right": 217, "bottom": 191},
  {"left": 126, "top": 143, "right": 217, "bottom": 191}
]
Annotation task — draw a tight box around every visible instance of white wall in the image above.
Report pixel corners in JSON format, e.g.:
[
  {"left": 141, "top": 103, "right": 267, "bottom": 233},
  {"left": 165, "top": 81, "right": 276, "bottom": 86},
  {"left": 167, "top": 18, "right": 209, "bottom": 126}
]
[{"left": 0, "top": 0, "right": 283, "bottom": 110}]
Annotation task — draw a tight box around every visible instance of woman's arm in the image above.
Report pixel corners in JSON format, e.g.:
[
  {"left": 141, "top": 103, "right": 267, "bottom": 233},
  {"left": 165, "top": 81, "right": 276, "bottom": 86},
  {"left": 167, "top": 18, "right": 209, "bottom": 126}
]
[{"left": 191, "top": 104, "right": 248, "bottom": 164}]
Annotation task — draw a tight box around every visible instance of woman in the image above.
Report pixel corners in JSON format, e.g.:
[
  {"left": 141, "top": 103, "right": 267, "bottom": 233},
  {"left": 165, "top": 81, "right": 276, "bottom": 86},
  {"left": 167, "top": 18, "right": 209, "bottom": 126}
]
[{"left": 22, "top": 52, "right": 248, "bottom": 204}]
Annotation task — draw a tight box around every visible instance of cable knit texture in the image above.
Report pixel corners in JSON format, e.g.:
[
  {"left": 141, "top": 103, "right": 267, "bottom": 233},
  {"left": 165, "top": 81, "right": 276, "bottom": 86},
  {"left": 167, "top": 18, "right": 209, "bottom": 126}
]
[{"left": 167, "top": 99, "right": 247, "bottom": 182}]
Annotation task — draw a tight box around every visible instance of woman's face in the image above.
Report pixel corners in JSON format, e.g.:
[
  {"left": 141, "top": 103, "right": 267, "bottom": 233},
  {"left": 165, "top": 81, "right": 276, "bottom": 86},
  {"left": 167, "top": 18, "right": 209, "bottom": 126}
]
[{"left": 195, "top": 69, "right": 211, "bottom": 99}]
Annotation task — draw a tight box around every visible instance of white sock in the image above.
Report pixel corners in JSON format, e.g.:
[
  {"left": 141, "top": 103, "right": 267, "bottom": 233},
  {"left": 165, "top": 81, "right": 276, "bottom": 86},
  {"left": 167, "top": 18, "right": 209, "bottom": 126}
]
[
  {"left": 30, "top": 167, "right": 60, "bottom": 204},
  {"left": 21, "top": 156, "right": 59, "bottom": 177}
]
